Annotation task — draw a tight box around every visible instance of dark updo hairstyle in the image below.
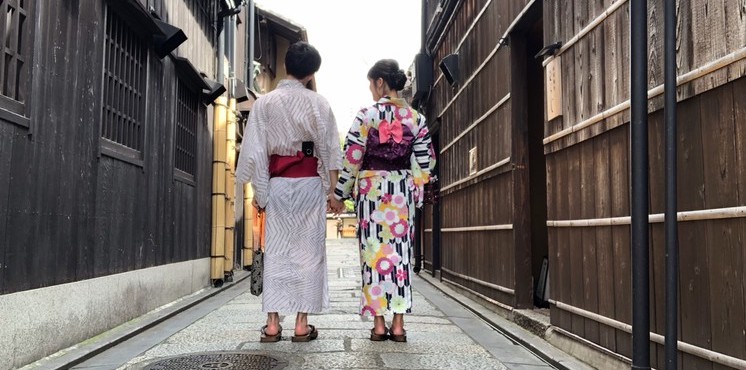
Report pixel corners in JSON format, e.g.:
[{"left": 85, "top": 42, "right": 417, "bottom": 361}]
[
  {"left": 367, "top": 59, "right": 408, "bottom": 91},
  {"left": 285, "top": 41, "right": 322, "bottom": 79}
]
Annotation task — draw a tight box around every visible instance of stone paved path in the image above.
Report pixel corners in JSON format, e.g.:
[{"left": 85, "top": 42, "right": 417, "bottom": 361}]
[{"left": 73, "top": 238, "right": 555, "bottom": 370}]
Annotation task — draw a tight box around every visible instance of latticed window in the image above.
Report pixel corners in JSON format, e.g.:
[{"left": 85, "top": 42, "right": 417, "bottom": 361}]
[
  {"left": 101, "top": 6, "right": 146, "bottom": 153},
  {"left": 175, "top": 79, "right": 198, "bottom": 176},
  {"left": 0, "top": 0, "right": 33, "bottom": 115}
]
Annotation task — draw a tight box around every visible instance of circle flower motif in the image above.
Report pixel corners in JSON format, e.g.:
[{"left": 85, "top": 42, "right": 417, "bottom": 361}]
[
  {"left": 361, "top": 305, "right": 376, "bottom": 317},
  {"left": 382, "top": 208, "right": 400, "bottom": 225},
  {"left": 369, "top": 283, "right": 385, "bottom": 299},
  {"left": 359, "top": 178, "right": 372, "bottom": 195},
  {"left": 391, "top": 219, "right": 409, "bottom": 238},
  {"left": 375, "top": 257, "right": 395, "bottom": 275},
  {"left": 346, "top": 144, "right": 365, "bottom": 164},
  {"left": 390, "top": 296, "right": 408, "bottom": 313},
  {"left": 392, "top": 194, "right": 407, "bottom": 208},
  {"left": 398, "top": 107, "right": 412, "bottom": 119},
  {"left": 382, "top": 280, "right": 397, "bottom": 295}
]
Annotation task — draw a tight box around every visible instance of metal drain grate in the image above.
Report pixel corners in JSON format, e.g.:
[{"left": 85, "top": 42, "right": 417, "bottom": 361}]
[{"left": 144, "top": 352, "right": 287, "bottom": 370}]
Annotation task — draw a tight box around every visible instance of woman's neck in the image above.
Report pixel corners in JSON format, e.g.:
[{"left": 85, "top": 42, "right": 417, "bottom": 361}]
[{"left": 383, "top": 91, "right": 399, "bottom": 99}]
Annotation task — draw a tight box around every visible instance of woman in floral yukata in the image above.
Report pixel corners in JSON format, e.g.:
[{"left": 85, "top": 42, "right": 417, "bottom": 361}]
[{"left": 330, "top": 59, "right": 436, "bottom": 342}]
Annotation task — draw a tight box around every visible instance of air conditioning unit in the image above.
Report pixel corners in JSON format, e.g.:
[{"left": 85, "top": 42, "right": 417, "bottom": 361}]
[{"left": 411, "top": 52, "right": 432, "bottom": 107}]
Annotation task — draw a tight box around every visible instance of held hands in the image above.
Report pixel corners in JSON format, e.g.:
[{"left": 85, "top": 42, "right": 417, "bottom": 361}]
[{"left": 327, "top": 193, "right": 345, "bottom": 215}]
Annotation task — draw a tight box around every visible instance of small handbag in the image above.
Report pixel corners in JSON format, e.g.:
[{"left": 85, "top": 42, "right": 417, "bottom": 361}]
[{"left": 250, "top": 249, "right": 264, "bottom": 296}]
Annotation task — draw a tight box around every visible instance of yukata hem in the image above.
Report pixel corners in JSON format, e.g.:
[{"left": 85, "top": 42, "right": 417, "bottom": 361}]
[{"left": 360, "top": 308, "right": 412, "bottom": 317}]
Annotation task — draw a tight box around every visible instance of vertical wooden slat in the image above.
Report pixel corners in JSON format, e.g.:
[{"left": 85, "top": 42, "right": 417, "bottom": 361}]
[
  {"left": 676, "top": 95, "right": 712, "bottom": 370},
  {"left": 580, "top": 138, "right": 599, "bottom": 344},
  {"left": 566, "top": 143, "right": 585, "bottom": 337},
  {"left": 593, "top": 131, "right": 615, "bottom": 352},
  {"left": 647, "top": 109, "right": 666, "bottom": 368},
  {"left": 699, "top": 83, "right": 746, "bottom": 369},
  {"left": 609, "top": 125, "right": 631, "bottom": 359},
  {"left": 733, "top": 77, "right": 746, "bottom": 361},
  {"left": 556, "top": 148, "right": 572, "bottom": 330}
]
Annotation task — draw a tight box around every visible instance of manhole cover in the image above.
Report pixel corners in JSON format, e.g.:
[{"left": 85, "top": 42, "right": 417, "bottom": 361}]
[{"left": 144, "top": 352, "right": 288, "bottom": 370}]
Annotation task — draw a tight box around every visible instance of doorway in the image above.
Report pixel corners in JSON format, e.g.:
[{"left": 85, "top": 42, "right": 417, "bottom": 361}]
[{"left": 511, "top": 5, "right": 548, "bottom": 309}]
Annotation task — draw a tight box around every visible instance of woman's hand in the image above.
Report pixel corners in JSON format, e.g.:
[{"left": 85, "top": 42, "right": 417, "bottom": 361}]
[
  {"left": 252, "top": 198, "right": 264, "bottom": 213},
  {"left": 327, "top": 194, "right": 345, "bottom": 215}
]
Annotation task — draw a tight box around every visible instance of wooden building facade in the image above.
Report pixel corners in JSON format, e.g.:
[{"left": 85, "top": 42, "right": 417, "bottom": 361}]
[
  {"left": 419, "top": 0, "right": 746, "bottom": 368},
  {"left": 0, "top": 0, "right": 248, "bottom": 367}
]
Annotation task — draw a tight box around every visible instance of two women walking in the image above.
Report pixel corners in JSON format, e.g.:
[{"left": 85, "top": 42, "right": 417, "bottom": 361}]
[{"left": 237, "top": 41, "right": 436, "bottom": 343}]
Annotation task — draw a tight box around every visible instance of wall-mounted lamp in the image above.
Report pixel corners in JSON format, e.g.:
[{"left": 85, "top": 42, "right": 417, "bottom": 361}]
[
  {"left": 535, "top": 41, "right": 562, "bottom": 59},
  {"left": 218, "top": 6, "right": 241, "bottom": 18},
  {"left": 153, "top": 19, "right": 187, "bottom": 59},
  {"left": 439, "top": 53, "right": 459, "bottom": 87},
  {"left": 203, "top": 78, "right": 227, "bottom": 104}
]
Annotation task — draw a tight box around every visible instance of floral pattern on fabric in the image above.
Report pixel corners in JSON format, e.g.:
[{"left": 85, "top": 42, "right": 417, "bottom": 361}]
[{"left": 333, "top": 97, "right": 436, "bottom": 316}]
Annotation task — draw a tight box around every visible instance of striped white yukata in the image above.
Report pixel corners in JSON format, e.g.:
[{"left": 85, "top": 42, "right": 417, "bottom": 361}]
[{"left": 236, "top": 79, "right": 342, "bottom": 314}]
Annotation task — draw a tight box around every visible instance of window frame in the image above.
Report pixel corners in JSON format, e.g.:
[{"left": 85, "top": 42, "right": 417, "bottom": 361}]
[
  {"left": 99, "top": 3, "right": 149, "bottom": 167},
  {"left": 174, "top": 77, "right": 200, "bottom": 185},
  {"left": 0, "top": 0, "right": 35, "bottom": 128}
]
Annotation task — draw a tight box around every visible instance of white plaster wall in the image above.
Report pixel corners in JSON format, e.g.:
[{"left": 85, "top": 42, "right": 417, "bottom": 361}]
[{"left": 0, "top": 258, "right": 210, "bottom": 369}]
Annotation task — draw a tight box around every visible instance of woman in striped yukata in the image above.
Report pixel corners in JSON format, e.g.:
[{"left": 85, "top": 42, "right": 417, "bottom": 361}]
[
  {"left": 331, "top": 59, "right": 436, "bottom": 342},
  {"left": 237, "top": 41, "right": 342, "bottom": 343}
]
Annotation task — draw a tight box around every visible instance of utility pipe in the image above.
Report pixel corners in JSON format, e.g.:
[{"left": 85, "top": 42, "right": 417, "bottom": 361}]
[
  {"left": 630, "top": 0, "right": 650, "bottom": 369},
  {"left": 664, "top": 0, "right": 679, "bottom": 367}
]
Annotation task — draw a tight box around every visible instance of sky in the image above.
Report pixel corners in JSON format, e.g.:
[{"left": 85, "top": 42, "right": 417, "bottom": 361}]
[{"left": 253, "top": 0, "right": 422, "bottom": 133}]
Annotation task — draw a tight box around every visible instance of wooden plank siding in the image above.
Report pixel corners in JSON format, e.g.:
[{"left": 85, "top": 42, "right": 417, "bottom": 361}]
[
  {"left": 422, "top": 0, "right": 746, "bottom": 366},
  {"left": 0, "top": 0, "right": 216, "bottom": 295},
  {"left": 424, "top": 0, "right": 537, "bottom": 309},
  {"left": 541, "top": 0, "right": 746, "bottom": 367}
]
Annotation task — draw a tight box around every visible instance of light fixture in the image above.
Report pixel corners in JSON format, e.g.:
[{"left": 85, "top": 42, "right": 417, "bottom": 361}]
[
  {"left": 153, "top": 19, "right": 187, "bottom": 59},
  {"left": 535, "top": 41, "right": 562, "bottom": 60},
  {"left": 203, "top": 78, "right": 227, "bottom": 104},
  {"left": 439, "top": 53, "right": 459, "bottom": 87}
]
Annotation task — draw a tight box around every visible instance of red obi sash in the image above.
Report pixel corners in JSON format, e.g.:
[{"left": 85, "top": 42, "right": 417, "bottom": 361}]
[{"left": 269, "top": 152, "right": 319, "bottom": 178}]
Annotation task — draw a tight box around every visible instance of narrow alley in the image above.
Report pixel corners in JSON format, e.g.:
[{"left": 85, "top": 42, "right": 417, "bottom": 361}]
[{"left": 58, "top": 238, "right": 584, "bottom": 370}]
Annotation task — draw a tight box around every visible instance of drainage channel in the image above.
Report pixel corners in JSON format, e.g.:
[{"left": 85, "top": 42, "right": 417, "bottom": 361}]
[{"left": 414, "top": 274, "right": 562, "bottom": 370}]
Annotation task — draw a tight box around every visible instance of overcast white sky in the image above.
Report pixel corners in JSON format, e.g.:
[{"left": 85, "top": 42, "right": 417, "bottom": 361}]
[{"left": 254, "top": 0, "right": 422, "bottom": 134}]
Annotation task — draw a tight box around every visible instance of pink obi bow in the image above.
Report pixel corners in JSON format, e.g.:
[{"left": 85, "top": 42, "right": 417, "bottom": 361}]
[{"left": 378, "top": 119, "right": 403, "bottom": 144}]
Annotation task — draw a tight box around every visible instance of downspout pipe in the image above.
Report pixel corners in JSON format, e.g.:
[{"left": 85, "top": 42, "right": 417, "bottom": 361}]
[
  {"left": 413, "top": 0, "right": 427, "bottom": 274},
  {"left": 248, "top": 0, "right": 255, "bottom": 87},
  {"left": 630, "top": 0, "right": 651, "bottom": 369},
  {"left": 664, "top": 0, "right": 679, "bottom": 367},
  {"left": 217, "top": 17, "right": 225, "bottom": 89},
  {"left": 227, "top": 14, "right": 236, "bottom": 97}
]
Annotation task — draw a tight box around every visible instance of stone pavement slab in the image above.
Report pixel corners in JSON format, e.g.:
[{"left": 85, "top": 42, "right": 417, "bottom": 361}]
[{"left": 73, "top": 238, "right": 557, "bottom": 370}]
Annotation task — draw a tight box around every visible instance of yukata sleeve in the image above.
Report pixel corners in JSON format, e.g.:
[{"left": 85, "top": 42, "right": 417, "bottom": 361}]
[
  {"left": 235, "top": 101, "right": 270, "bottom": 208},
  {"left": 321, "top": 100, "right": 343, "bottom": 172},
  {"left": 410, "top": 112, "right": 436, "bottom": 207},
  {"left": 333, "top": 108, "right": 368, "bottom": 201}
]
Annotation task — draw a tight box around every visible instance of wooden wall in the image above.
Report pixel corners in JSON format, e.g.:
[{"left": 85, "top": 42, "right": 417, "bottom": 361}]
[
  {"left": 543, "top": 0, "right": 746, "bottom": 367},
  {"left": 424, "top": 0, "right": 533, "bottom": 307},
  {"left": 0, "top": 0, "right": 215, "bottom": 295}
]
